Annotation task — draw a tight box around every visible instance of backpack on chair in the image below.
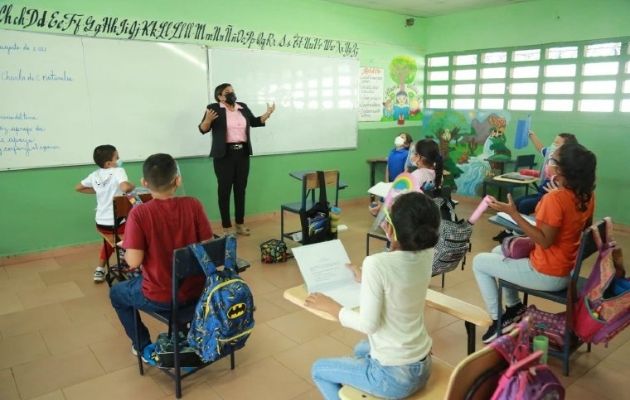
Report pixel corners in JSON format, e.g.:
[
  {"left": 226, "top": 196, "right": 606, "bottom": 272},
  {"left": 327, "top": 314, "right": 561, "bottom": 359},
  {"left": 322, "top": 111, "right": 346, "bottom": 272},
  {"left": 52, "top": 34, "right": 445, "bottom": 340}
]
[
  {"left": 187, "top": 236, "right": 255, "bottom": 363},
  {"left": 431, "top": 192, "right": 473, "bottom": 275},
  {"left": 299, "top": 171, "right": 336, "bottom": 245}
]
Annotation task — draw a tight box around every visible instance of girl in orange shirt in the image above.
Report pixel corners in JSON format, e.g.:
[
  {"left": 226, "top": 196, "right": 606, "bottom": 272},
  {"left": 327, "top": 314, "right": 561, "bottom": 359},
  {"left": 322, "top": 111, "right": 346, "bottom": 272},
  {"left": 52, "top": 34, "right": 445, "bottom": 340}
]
[{"left": 473, "top": 143, "right": 596, "bottom": 343}]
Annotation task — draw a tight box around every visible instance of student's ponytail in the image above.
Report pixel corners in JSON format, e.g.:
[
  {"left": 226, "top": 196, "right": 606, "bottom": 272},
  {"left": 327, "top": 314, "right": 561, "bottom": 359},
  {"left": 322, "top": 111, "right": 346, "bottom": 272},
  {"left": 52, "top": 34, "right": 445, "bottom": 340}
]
[
  {"left": 415, "top": 139, "right": 443, "bottom": 189},
  {"left": 434, "top": 154, "right": 444, "bottom": 189}
]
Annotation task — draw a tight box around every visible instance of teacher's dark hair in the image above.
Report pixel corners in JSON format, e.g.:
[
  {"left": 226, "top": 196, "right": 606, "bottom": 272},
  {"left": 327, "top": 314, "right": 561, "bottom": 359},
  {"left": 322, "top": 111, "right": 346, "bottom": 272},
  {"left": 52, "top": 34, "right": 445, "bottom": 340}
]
[
  {"left": 390, "top": 192, "right": 440, "bottom": 251},
  {"left": 93, "top": 144, "right": 117, "bottom": 168},
  {"left": 214, "top": 83, "right": 232, "bottom": 102},
  {"left": 143, "top": 153, "right": 178, "bottom": 191},
  {"left": 556, "top": 143, "right": 596, "bottom": 212}
]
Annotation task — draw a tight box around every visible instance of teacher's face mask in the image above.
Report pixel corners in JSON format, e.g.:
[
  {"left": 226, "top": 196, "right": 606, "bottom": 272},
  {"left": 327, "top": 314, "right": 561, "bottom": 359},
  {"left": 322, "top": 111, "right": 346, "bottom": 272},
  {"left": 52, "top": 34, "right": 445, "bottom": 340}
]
[{"left": 225, "top": 92, "right": 237, "bottom": 105}]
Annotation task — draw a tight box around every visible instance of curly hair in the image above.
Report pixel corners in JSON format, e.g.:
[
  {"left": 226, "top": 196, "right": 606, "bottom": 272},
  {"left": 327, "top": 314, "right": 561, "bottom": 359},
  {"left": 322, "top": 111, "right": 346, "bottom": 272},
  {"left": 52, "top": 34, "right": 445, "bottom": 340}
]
[{"left": 556, "top": 143, "right": 596, "bottom": 212}]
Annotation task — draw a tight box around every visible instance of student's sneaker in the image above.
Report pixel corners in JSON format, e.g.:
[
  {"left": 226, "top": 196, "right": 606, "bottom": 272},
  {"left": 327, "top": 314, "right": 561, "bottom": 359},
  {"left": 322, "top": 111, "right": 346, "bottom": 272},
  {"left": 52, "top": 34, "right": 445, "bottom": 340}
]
[
  {"left": 504, "top": 302, "right": 527, "bottom": 325},
  {"left": 131, "top": 343, "right": 158, "bottom": 366},
  {"left": 482, "top": 305, "right": 525, "bottom": 344},
  {"left": 492, "top": 230, "right": 513, "bottom": 243},
  {"left": 93, "top": 267, "right": 106, "bottom": 283}
]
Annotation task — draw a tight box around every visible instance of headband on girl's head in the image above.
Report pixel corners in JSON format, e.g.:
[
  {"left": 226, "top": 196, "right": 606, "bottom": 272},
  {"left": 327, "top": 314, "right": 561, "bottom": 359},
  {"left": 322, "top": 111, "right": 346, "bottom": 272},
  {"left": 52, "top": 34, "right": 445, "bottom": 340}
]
[{"left": 383, "top": 172, "right": 422, "bottom": 210}]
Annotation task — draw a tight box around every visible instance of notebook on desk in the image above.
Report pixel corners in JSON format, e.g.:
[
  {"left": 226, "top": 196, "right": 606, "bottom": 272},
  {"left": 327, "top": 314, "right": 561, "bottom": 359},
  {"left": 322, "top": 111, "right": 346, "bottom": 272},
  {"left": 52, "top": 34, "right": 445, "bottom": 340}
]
[{"left": 501, "top": 172, "right": 531, "bottom": 181}]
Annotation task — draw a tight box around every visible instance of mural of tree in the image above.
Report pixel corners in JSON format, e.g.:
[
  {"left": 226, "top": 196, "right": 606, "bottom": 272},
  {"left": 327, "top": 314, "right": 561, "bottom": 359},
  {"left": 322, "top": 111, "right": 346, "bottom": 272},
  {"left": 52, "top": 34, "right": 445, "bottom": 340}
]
[{"left": 389, "top": 55, "right": 417, "bottom": 90}]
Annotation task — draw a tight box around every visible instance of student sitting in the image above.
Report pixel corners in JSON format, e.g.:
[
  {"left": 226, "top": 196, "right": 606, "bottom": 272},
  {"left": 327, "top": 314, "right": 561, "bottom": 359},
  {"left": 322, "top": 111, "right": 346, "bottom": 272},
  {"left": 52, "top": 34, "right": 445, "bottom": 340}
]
[
  {"left": 369, "top": 133, "right": 413, "bottom": 216},
  {"left": 493, "top": 132, "right": 577, "bottom": 242},
  {"left": 75, "top": 145, "right": 135, "bottom": 283},
  {"left": 306, "top": 191, "right": 441, "bottom": 400},
  {"left": 474, "top": 143, "right": 596, "bottom": 343},
  {"left": 109, "top": 153, "right": 213, "bottom": 364},
  {"left": 410, "top": 138, "right": 444, "bottom": 193}
]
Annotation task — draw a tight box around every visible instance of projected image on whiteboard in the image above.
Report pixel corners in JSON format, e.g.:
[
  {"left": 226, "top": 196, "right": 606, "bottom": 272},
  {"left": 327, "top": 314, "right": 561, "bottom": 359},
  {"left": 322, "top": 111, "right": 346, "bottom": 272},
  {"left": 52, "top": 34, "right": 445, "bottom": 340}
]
[{"left": 209, "top": 48, "right": 359, "bottom": 155}]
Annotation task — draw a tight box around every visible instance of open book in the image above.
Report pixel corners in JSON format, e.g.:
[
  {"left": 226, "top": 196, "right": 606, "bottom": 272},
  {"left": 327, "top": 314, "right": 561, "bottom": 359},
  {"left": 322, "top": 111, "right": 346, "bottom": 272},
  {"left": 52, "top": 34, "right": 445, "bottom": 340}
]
[
  {"left": 368, "top": 181, "right": 392, "bottom": 198},
  {"left": 291, "top": 239, "right": 360, "bottom": 308}
]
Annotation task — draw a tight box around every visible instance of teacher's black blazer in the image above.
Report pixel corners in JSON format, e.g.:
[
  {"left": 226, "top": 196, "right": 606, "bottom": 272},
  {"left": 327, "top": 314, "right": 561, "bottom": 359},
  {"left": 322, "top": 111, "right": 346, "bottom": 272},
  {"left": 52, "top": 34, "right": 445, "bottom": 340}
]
[{"left": 198, "top": 102, "right": 265, "bottom": 158}]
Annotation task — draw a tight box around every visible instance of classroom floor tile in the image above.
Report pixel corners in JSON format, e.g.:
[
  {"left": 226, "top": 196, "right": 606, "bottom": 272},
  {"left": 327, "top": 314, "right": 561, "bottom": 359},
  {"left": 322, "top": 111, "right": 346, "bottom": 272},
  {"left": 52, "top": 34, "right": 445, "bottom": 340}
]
[{"left": 1, "top": 197, "right": 629, "bottom": 399}]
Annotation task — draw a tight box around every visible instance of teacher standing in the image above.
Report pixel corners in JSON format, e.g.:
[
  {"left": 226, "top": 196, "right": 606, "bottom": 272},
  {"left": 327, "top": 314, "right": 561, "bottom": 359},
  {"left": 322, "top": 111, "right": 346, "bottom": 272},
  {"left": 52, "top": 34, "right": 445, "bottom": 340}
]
[{"left": 198, "top": 83, "right": 275, "bottom": 236}]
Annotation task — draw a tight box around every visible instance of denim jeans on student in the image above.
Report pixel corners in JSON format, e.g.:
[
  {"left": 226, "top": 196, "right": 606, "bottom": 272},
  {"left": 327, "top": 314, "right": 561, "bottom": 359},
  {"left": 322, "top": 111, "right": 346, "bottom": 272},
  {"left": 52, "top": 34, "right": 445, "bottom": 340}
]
[
  {"left": 312, "top": 340, "right": 432, "bottom": 400},
  {"left": 473, "top": 246, "right": 568, "bottom": 320},
  {"left": 109, "top": 275, "right": 171, "bottom": 351}
]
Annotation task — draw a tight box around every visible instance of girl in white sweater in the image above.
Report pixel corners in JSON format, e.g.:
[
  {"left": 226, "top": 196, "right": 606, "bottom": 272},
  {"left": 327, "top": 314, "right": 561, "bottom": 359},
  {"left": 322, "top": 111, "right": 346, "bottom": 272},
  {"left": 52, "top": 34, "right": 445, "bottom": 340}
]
[{"left": 306, "top": 192, "right": 441, "bottom": 400}]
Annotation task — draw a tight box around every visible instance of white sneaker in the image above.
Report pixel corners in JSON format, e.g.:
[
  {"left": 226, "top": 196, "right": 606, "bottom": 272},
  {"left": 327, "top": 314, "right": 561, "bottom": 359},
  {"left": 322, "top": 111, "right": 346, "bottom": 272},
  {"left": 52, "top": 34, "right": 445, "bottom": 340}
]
[{"left": 93, "top": 267, "right": 106, "bottom": 283}]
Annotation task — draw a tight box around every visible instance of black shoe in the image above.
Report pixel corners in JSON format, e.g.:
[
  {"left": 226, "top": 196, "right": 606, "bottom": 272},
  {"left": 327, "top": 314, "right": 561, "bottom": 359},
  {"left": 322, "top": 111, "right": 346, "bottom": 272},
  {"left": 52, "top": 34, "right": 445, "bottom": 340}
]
[
  {"left": 504, "top": 302, "right": 527, "bottom": 324},
  {"left": 492, "top": 230, "right": 512, "bottom": 243},
  {"left": 482, "top": 321, "right": 499, "bottom": 343}
]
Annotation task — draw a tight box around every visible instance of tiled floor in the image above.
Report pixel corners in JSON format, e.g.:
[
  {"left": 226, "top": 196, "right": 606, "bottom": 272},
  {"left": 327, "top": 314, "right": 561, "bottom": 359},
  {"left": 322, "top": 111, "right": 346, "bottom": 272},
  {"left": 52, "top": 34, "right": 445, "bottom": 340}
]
[{"left": 1, "top": 196, "right": 630, "bottom": 399}]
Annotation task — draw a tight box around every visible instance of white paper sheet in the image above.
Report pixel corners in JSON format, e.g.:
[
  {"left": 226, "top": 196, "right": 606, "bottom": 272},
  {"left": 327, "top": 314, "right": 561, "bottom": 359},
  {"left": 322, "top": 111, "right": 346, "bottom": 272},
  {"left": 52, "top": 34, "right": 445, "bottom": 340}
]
[
  {"left": 497, "top": 212, "right": 536, "bottom": 226},
  {"left": 291, "top": 240, "right": 360, "bottom": 308},
  {"left": 368, "top": 181, "right": 392, "bottom": 198}
]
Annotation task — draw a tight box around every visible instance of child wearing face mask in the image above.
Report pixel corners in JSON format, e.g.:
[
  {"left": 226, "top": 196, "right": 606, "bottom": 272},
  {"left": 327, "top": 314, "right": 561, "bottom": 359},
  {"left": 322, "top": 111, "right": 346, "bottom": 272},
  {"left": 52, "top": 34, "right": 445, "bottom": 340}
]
[
  {"left": 370, "top": 133, "right": 413, "bottom": 216},
  {"left": 307, "top": 192, "right": 441, "bottom": 400},
  {"left": 493, "top": 132, "right": 578, "bottom": 242},
  {"left": 75, "top": 145, "right": 135, "bottom": 283}
]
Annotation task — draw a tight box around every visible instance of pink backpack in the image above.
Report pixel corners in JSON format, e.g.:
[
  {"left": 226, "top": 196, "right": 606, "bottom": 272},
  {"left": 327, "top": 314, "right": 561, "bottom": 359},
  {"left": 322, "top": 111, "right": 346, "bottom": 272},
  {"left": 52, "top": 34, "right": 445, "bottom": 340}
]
[
  {"left": 574, "top": 218, "right": 630, "bottom": 345},
  {"left": 490, "top": 320, "right": 565, "bottom": 400}
]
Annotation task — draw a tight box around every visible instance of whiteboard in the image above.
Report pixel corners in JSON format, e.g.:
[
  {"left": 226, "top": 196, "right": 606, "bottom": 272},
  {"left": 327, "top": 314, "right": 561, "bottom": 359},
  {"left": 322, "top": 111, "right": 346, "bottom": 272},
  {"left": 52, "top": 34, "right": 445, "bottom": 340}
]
[
  {"left": 0, "top": 29, "right": 210, "bottom": 170},
  {"left": 209, "top": 48, "right": 358, "bottom": 155}
]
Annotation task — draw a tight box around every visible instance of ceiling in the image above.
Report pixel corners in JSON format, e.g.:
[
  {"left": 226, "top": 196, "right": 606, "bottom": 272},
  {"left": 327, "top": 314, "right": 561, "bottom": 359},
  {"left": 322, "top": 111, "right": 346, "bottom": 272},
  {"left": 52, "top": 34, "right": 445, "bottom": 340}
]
[{"left": 323, "top": 0, "right": 537, "bottom": 17}]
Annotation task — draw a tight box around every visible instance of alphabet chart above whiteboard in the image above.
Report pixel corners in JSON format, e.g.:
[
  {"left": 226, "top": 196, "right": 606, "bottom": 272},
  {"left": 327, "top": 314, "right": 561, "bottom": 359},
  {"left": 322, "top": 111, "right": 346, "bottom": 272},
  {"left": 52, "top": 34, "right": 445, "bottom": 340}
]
[
  {"left": 0, "top": 29, "right": 210, "bottom": 170},
  {"left": 208, "top": 48, "right": 359, "bottom": 155}
]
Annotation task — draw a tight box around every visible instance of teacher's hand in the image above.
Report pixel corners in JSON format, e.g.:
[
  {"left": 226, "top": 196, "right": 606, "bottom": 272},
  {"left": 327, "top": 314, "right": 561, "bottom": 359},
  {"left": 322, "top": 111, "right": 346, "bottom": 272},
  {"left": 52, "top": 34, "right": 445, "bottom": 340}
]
[{"left": 204, "top": 108, "right": 218, "bottom": 124}]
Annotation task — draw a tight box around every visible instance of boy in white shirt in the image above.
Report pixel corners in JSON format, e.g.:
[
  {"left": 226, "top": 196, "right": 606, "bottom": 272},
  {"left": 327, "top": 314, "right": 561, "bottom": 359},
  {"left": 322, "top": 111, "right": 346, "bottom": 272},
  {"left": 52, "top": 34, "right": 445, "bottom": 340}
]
[{"left": 75, "top": 145, "right": 134, "bottom": 282}]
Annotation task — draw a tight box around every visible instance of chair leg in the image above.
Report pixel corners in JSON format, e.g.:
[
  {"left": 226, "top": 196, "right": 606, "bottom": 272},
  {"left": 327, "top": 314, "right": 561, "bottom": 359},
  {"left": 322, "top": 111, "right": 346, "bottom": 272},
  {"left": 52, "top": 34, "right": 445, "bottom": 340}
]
[
  {"left": 465, "top": 321, "right": 476, "bottom": 354},
  {"left": 230, "top": 350, "right": 235, "bottom": 370},
  {"left": 441, "top": 273, "right": 445, "bottom": 289},
  {"left": 523, "top": 293, "right": 529, "bottom": 306},
  {"left": 133, "top": 309, "right": 144, "bottom": 375},
  {"left": 174, "top": 327, "right": 182, "bottom": 399},
  {"left": 497, "top": 283, "right": 504, "bottom": 337},
  {"left": 587, "top": 342, "right": 592, "bottom": 352},
  {"left": 280, "top": 208, "right": 285, "bottom": 241}
]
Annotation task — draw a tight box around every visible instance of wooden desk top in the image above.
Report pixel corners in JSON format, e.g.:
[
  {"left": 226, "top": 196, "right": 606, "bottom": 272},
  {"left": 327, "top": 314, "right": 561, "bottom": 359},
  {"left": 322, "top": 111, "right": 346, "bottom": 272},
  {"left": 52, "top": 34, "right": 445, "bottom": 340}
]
[
  {"left": 283, "top": 284, "right": 491, "bottom": 327},
  {"left": 492, "top": 174, "right": 537, "bottom": 184},
  {"left": 366, "top": 158, "right": 387, "bottom": 164}
]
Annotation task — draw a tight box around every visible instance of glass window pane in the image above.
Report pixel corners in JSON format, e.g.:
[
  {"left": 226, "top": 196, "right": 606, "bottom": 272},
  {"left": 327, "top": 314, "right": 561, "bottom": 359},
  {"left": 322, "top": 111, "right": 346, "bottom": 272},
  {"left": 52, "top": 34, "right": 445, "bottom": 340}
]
[
  {"left": 583, "top": 62, "right": 619, "bottom": 76},
  {"left": 513, "top": 49, "right": 541, "bottom": 62},
  {"left": 454, "top": 69, "right": 477, "bottom": 80},
  {"left": 543, "top": 82, "right": 575, "bottom": 95},
  {"left": 542, "top": 99, "right": 573, "bottom": 111},
  {"left": 453, "top": 84, "right": 476, "bottom": 95},
  {"left": 585, "top": 42, "right": 621, "bottom": 57},
  {"left": 623, "top": 80, "right": 630, "bottom": 93},
  {"left": 512, "top": 66, "right": 539, "bottom": 79},
  {"left": 452, "top": 98, "right": 475, "bottom": 109},
  {"left": 426, "top": 99, "right": 448, "bottom": 109},
  {"left": 581, "top": 80, "right": 617, "bottom": 94},
  {"left": 479, "top": 98, "right": 504, "bottom": 109},
  {"left": 454, "top": 54, "right": 477, "bottom": 65},
  {"left": 546, "top": 46, "right": 578, "bottom": 59},
  {"left": 428, "top": 56, "right": 449, "bottom": 67},
  {"left": 481, "top": 67, "right": 506, "bottom": 79},
  {"left": 508, "top": 99, "right": 536, "bottom": 110},
  {"left": 482, "top": 51, "right": 507, "bottom": 64},
  {"left": 480, "top": 83, "right": 505, "bottom": 94},
  {"left": 626, "top": 62, "right": 630, "bottom": 73},
  {"left": 579, "top": 99, "right": 614, "bottom": 112},
  {"left": 428, "top": 85, "right": 448, "bottom": 95},
  {"left": 429, "top": 70, "right": 449, "bottom": 81},
  {"left": 510, "top": 82, "right": 538, "bottom": 95},
  {"left": 620, "top": 99, "right": 630, "bottom": 112},
  {"left": 545, "top": 64, "right": 576, "bottom": 77}
]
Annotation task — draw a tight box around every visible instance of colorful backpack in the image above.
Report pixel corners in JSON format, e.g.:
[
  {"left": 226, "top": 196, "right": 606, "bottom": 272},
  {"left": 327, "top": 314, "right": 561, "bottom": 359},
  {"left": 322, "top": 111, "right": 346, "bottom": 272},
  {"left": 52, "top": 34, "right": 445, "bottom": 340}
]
[
  {"left": 260, "top": 239, "right": 289, "bottom": 263},
  {"left": 574, "top": 218, "right": 630, "bottom": 345},
  {"left": 187, "top": 236, "right": 255, "bottom": 363},
  {"left": 490, "top": 319, "right": 565, "bottom": 400}
]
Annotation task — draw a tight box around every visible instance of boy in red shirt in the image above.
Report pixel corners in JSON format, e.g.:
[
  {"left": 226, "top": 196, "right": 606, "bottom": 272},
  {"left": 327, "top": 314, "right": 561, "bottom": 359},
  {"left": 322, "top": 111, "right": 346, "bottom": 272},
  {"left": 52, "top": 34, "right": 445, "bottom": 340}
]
[{"left": 109, "top": 153, "right": 213, "bottom": 363}]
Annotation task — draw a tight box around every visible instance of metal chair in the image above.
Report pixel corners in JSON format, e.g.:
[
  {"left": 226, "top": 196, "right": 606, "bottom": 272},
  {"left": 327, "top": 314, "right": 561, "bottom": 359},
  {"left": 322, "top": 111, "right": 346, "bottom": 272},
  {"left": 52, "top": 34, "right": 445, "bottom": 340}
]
[
  {"left": 496, "top": 219, "right": 606, "bottom": 376},
  {"left": 134, "top": 236, "right": 244, "bottom": 398},
  {"left": 280, "top": 170, "right": 340, "bottom": 243}
]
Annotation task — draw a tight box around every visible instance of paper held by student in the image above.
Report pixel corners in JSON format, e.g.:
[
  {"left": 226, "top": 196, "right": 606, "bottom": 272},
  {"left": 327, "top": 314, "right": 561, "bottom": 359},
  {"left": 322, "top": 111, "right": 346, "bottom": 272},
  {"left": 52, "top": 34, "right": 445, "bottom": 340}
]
[
  {"left": 368, "top": 181, "right": 393, "bottom": 198},
  {"left": 291, "top": 239, "right": 360, "bottom": 308},
  {"left": 497, "top": 211, "right": 536, "bottom": 226}
]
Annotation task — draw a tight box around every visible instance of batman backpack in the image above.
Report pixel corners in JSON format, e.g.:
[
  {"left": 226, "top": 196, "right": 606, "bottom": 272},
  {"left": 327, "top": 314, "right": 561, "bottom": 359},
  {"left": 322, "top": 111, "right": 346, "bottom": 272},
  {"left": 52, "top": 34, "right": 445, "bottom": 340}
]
[{"left": 187, "top": 236, "right": 255, "bottom": 363}]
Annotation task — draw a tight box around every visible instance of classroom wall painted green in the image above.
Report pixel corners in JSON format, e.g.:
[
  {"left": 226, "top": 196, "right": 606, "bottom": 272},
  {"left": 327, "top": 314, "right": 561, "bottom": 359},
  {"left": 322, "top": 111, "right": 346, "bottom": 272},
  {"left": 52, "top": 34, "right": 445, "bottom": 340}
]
[
  {"left": 422, "top": 0, "right": 630, "bottom": 225},
  {"left": 0, "top": 0, "right": 426, "bottom": 257}
]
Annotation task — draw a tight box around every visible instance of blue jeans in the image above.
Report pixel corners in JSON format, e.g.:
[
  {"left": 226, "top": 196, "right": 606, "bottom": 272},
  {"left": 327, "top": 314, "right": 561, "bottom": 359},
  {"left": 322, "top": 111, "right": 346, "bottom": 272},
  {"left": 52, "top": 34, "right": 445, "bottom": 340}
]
[
  {"left": 473, "top": 246, "right": 568, "bottom": 320},
  {"left": 109, "top": 275, "right": 171, "bottom": 351},
  {"left": 312, "top": 340, "right": 432, "bottom": 400},
  {"left": 515, "top": 192, "right": 543, "bottom": 215}
]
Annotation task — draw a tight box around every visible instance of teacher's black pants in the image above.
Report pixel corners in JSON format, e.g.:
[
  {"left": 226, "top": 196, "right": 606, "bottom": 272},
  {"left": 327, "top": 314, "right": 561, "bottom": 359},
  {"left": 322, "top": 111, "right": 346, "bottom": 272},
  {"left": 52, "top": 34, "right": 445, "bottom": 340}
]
[{"left": 213, "top": 147, "right": 250, "bottom": 228}]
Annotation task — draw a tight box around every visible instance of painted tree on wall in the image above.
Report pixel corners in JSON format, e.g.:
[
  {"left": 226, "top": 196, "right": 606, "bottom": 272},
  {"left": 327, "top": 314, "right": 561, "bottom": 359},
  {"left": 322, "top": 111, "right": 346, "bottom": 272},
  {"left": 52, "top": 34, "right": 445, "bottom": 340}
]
[
  {"left": 381, "top": 55, "right": 422, "bottom": 122},
  {"left": 389, "top": 55, "right": 417, "bottom": 89}
]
